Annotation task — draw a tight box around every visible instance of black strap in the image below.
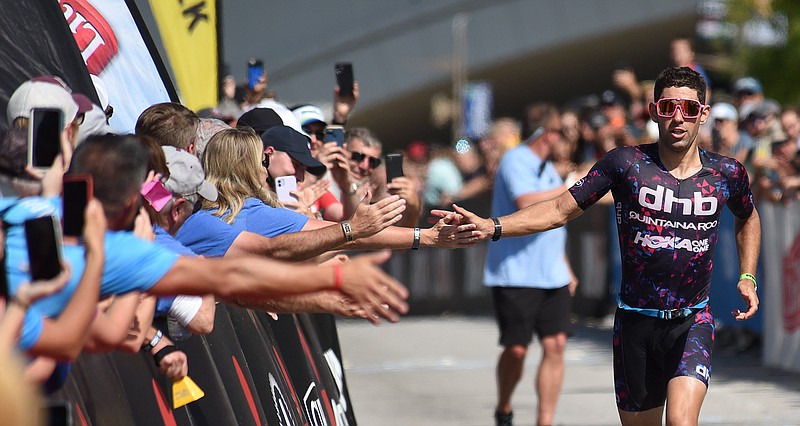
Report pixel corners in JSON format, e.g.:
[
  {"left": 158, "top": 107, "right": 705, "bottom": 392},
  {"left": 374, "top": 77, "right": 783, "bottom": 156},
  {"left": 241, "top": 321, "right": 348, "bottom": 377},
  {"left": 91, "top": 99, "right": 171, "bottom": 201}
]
[{"left": 152, "top": 345, "right": 178, "bottom": 365}]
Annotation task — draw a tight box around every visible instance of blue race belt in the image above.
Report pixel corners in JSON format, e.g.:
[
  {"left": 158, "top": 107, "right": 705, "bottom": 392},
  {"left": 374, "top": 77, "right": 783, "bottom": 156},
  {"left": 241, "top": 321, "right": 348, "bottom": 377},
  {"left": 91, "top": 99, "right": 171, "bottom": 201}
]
[{"left": 617, "top": 297, "right": 709, "bottom": 320}]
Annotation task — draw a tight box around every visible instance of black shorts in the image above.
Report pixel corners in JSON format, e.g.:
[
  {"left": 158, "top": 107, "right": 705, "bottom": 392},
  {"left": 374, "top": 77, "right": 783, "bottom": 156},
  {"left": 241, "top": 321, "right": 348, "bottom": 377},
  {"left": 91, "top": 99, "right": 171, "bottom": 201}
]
[
  {"left": 491, "top": 285, "right": 573, "bottom": 347},
  {"left": 613, "top": 305, "right": 715, "bottom": 412}
]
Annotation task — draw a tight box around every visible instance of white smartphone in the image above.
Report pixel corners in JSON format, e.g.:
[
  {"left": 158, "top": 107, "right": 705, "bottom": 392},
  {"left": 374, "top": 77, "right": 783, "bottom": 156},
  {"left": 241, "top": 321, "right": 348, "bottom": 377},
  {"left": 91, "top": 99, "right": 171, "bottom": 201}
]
[{"left": 275, "top": 176, "right": 298, "bottom": 204}]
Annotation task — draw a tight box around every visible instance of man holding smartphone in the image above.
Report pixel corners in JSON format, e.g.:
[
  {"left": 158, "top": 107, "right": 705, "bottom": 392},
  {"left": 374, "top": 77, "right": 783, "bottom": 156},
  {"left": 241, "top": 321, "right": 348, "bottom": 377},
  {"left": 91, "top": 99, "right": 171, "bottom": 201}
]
[{"left": 326, "top": 127, "right": 422, "bottom": 228}]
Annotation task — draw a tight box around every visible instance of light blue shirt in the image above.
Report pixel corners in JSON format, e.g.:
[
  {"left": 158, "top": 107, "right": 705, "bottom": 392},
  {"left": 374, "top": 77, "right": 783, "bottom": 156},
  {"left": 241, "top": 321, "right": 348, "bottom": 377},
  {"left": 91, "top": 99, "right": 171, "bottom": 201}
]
[
  {"left": 176, "top": 209, "right": 242, "bottom": 258},
  {"left": 0, "top": 197, "right": 178, "bottom": 350},
  {"left": 226, "top": 197, "right": 308, "bottom": 237},
  {"left": 483, "top": 145, "right": 570, "bottom": 288}
]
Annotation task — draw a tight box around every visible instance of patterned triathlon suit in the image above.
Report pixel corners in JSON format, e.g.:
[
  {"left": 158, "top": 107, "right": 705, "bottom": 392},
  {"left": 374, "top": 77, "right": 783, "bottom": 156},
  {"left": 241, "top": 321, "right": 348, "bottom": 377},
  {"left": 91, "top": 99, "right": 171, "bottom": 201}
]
[{"left": 568, "top": 143, "right": 755, "bottom": 411}]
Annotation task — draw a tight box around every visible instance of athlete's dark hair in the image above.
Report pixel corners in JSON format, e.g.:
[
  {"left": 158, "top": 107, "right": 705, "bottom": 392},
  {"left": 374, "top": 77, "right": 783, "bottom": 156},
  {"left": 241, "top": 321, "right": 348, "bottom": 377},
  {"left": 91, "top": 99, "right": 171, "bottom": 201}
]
[
  {"left": 69, "top": 134, "right": 148, "bottom": 220},
  {"left": 654, "top": 66, "right": 707, "bottom": 104}
]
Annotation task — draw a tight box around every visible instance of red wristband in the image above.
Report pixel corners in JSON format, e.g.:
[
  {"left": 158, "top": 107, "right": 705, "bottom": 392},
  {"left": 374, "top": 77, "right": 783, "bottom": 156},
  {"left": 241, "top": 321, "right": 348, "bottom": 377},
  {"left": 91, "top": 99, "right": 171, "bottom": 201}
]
[{"left": 332, "top": 264, "right": 343, "bottom": 291}]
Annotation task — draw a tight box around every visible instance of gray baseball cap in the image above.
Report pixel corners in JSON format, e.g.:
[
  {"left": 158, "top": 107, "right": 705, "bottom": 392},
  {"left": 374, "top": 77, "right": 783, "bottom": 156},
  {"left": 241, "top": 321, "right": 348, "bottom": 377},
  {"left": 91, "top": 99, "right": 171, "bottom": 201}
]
[{"left": 162, "top": 146, "right": 218, "bottom": 201}]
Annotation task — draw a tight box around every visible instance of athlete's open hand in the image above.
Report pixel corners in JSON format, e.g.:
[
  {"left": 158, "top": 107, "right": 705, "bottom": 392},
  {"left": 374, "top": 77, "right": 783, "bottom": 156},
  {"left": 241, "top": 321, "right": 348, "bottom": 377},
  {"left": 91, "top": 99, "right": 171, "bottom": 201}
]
[{"left": 732, "top": 279, "right": 758, "bottom": 320}]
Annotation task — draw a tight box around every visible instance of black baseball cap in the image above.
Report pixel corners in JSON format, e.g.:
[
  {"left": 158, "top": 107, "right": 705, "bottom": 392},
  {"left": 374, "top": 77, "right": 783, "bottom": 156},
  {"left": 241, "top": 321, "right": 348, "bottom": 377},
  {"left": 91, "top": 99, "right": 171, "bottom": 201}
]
[
  {"left": 260, "top": 125, "right": 327, "bottom": 176},
  {"left": 237, "top": 107, "right": 284, "bottom": 133}
]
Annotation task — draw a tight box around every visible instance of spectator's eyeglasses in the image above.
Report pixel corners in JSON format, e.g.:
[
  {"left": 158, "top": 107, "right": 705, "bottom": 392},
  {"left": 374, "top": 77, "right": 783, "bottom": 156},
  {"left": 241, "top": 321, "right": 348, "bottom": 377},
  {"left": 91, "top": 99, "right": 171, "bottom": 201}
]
[
  {"left": 262, "top": 157, "right": 270, "bottom": 168},
  {"left": 655, "top": 98, "right": 704, "bottom": 119},
  {"left": 351, "top": 151, "right": 382, "bottom": 168}
]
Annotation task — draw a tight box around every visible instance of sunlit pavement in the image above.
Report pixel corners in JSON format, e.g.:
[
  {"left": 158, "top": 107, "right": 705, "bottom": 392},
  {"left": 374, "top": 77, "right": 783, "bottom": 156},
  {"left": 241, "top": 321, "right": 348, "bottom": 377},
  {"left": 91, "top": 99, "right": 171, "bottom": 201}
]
[{"left": 338, "top": 315, "right": 800, "bottom": 426}]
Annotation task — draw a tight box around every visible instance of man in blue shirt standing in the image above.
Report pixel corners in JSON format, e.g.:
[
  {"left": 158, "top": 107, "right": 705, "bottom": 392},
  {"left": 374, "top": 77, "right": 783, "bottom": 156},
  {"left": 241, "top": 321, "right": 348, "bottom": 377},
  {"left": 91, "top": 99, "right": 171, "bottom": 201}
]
[{"left": 485, "top": 103, "right": 578, "bottom": 426}]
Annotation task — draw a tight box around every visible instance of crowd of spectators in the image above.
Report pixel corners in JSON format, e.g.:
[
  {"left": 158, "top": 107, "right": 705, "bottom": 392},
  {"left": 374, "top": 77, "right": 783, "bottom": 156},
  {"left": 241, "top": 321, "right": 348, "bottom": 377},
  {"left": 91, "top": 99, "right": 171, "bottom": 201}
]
[
  {"left": 0, "top": 64, "right": 479, "bottom": 422},
  {"left": 1, "top": 33, "right": 798, "bottom": 422}
]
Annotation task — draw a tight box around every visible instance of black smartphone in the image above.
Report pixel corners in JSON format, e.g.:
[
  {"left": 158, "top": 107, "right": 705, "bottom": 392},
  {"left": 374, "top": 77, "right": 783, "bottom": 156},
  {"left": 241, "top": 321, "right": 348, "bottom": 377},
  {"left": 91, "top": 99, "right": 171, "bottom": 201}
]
[
  {"left": 324, "top": 125, "right": 345, "bottom": 147},
  {"left": 28, "top": 107, "right": 64, "bottom": 169},
  {"left": 385, "top": 153, "right": 404, "bottom": 183},
  {"left": 247, "top": 58, "right": 264, "bottom": 90},
  {"left": 24, "top": 216, "right": 63, "bottom": 281},
  {"left": 62, "top": 174, "right": 93, "bottom": 237},
  {"left": 45, "top": 401, "right": 73, "bottom": 426},
  {"left": 335, "top": 63, "right": 354, "bottom": 98}
]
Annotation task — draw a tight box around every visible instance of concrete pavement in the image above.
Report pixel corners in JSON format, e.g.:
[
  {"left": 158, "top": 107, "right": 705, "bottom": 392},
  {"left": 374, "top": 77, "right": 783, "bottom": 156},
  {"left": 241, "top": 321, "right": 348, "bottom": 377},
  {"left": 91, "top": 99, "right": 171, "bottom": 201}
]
[{"left": 337, "top": 316, "right": 800, "bottom": 426}]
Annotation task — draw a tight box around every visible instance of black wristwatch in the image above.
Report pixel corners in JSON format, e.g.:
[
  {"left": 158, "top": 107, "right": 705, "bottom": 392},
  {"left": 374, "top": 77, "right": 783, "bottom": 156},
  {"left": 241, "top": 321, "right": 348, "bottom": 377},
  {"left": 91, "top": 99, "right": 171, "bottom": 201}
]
[{"left": 491, "top": 217, "right": 502, "bottom": 241}]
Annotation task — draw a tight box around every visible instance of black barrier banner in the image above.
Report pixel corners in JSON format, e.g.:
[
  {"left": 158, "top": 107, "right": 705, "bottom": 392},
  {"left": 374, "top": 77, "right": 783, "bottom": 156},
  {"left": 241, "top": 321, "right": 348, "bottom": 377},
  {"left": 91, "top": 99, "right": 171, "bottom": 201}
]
[
  {"left": 173, "top": 307, "right": 267, "bottom": 426},
  {"left": 298, "top": 314, "right": 358, "bottom": 425},
  {"left": 225, "top": 306, "right": 309, "bottom": 426},
  {"left": 258, "top": 313, "right": 342, "bottom": 426},
  {"left": 57, "top": 304, "right": 361, "bottom": 425}
]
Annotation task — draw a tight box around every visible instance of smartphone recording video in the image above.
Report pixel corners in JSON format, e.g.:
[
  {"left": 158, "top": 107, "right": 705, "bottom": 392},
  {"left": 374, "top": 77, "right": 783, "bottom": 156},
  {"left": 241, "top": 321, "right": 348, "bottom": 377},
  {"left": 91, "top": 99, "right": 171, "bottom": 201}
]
[
  {"left": 62, "top": 174, "right": 93, "bottom": 237},
  {"left": 275, "top": 176, "right": 298, "bottom": 204},
  {"left": 28, "top": 107, "right": 64, "bottom": 169},
  {"left": 335, "top": 63, "right": 354, "bottom": 98},
  {"left": 385, "top": 153, "right": 404, "bottom": 183},
  {"left": 324, "top": 126, "right": 345, "bottom": 147},
  {"left": 247, "top": 58, "right": 264, "bottom": 90},
  {"left": 24, "top": 216, "right": 63, "bottom": 281}
]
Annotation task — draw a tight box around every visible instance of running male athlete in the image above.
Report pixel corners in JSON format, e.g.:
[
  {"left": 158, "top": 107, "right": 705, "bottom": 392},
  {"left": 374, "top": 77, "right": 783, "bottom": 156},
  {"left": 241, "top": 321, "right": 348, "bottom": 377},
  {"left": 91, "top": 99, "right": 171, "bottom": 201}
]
[{"left": 443, "top": 66, "right": 761, "bottom": 425}]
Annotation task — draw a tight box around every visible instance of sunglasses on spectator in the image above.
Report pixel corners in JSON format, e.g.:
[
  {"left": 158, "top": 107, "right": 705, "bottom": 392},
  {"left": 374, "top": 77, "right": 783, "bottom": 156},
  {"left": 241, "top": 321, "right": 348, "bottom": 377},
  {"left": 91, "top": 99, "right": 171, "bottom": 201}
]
[
  {"left": 351, "top": 151, "right": 382, "bottom": 168},
  {"left": 655, "top": 98, "right": 705, "bottom": 119},
  {"left": 262, "top": 157, "right": 270, "bottom": 168},
  {"left": 303, "top": 127, "right": 325, "bottom": 141}
]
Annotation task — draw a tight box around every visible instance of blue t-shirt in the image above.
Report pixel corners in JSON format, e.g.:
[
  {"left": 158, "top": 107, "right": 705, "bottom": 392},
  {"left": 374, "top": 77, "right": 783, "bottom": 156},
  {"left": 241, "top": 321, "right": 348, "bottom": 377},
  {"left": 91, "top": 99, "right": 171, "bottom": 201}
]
[
  {"left": 175, "top": 209, "right": 242, "bottom": 258},
  {"left": 0, "top": 197, "right": 179, "bottom": 350},
  {"left": 225, "top": 198, "right": 308, "bottom": 237},
  {"left": 154, "top": 226, "right": 197, "bottom": 316},
  {"left": 484, "top": 145, "right": 570, "bottom": 288}
]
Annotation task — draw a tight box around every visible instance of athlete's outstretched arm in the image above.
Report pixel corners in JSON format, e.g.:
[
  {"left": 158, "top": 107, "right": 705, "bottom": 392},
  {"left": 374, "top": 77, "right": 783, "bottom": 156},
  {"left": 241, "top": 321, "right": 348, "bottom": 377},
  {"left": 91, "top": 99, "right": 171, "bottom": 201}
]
[
  {"left": 447, "top": 190, "right": 584, "bottom": 241},
  {"left": 733, "top": 208, "right": 761, "bottom": 320}
]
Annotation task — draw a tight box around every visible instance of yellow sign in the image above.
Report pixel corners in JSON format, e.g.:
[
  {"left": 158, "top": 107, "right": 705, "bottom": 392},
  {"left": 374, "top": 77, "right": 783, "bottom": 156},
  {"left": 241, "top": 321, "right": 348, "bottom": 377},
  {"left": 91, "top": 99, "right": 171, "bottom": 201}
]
[
  {"left": 149, "top": 0, "right": 218, "bottom": 111},
  {"left": 172, "top": 376, "right": 205, "bottom": 408}
]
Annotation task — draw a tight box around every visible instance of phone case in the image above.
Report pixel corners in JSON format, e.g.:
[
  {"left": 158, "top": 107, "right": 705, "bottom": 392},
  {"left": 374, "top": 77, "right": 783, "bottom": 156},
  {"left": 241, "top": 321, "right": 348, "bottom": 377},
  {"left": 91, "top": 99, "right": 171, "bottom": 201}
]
[
  {"left": 275, "top": 176, "right": 298, "bottom": 203},
  {"left": 335, "top": 63, "right": 354, "bottom": 97},
  {"left": 325, "top": 126, "right": 345, "bottom": 146},
  {"left": 28, "top": 107, "right": 64, "bottom": 169},
  {"left": 141, "top": 179, "right": 173, "bottom": 212},
  {"left": 62, "top": 174, "right": 93, "bottom": 237},
  {"left": 386, "top": 153, "right": 404, "bottom": 183},
  {"left": 24, "top": 216, "right": 63, "bottom": 281}
]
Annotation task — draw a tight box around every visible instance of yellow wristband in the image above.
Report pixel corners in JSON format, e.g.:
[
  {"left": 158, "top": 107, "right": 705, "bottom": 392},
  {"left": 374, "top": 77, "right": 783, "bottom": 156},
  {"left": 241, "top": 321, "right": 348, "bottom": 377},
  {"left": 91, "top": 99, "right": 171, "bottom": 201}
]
[{"left": 739, "top": 273, "right": 757, "bottom": 291}]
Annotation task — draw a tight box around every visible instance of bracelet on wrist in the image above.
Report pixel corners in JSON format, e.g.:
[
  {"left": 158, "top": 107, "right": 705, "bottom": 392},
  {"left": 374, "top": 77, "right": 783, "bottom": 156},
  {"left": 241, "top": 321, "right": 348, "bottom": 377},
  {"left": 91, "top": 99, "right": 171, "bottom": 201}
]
[
  {"left": 340, "top": 220, "right": 355, "bottom": 242},
  {"left": 491, "top": 217, "right": 502, "bottom": 241},
  {"left": 332, "top": 264, "right": 343, "bottom": 291},
  {"left": 142, "top": 329, "right": 163, "bottom": 353},
  {"left": 152, "top": 345, "right": 178, "bottom": 365},
  {"left": 740, "top": 273, "right": 757, "bottom": 291},
  {"left": 412, "top": 227, "right": 421, "bottom": 250}
]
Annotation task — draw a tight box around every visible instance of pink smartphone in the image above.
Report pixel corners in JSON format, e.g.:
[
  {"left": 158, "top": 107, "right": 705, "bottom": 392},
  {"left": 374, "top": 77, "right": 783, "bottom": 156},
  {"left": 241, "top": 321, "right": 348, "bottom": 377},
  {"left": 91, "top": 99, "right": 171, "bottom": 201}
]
[{"left": 141, "top": 179, "right": 172, "bottom": 212}]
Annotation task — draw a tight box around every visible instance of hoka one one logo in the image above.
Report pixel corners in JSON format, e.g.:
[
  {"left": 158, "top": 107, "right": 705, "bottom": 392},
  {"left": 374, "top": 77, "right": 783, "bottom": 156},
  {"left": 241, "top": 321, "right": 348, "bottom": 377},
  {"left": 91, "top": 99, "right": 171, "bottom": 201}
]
[{"left": 639, "top": 185, "right": 718, "bottom": 216}]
